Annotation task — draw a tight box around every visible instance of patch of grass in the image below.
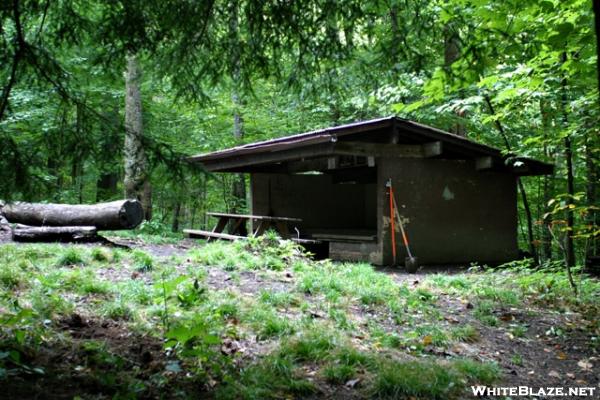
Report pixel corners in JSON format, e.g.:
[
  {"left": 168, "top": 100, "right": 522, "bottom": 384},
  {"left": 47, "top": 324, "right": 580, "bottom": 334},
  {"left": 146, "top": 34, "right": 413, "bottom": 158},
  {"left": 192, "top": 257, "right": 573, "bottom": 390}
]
[
  {"left": 323, "top": 363, "right": 356, "bottom": 384},
  {"left": 509, "top": 324, "right": 528, "bottom": 338},
  {"left": 297, "top": 262, "right": 401, "bottom": 307},
  {"left": 100, "top": 297, "right": 133, "bottom": 320},
  {"left": 216, "top": 354, "right": 316, "bottom": 399},
  {"left": 453, "top": 359, "right": 500, "bottom": 384},
  {"left": 426, "top": 275, "right": 472, "bottom": 293},
  {"left": 450, "top": 324, "right": 479, "bottom": 343},
  {"left": 55, "top": 247, "right": 86, "bottom": 267},
  {"left": 62, "top": 268, "right": 111, "bottom": 295},
  {"left": 245, "top": 307, "right": 295, "bottom": 339},
  {"left": 369, "top": 360, "right": 461, "bottom": 399},
  {"left": 381, "top": 332, "right": 403, "bottom": 349},
  {"left": 281, "top": 326, "right": 339, "bottom": 362},
  {"left": 29, "top": 288, "right": 74, "bottom": 318},
  {"left": 511, "top": 353, "right": 523, "bottom": 366},
  {"left": 475, "top": 286, "right": 521, "bottom": 306},
  {"left": 90, "top": 247, "right": 113, "bottom": 263},
  {"left": 473, "top": 300, "right": 498, "bottom": 326},
  {"left": 0, "top": 265, "right": 24, "bottom": 289},
  {"left": 413, "top": 325, "right": 449, "bottom": 347},
  {"left": 258, "top": 289, "right": 298, "bottom": 308},
  {"left": 132, "top": 249, "right": 153, "bottom": 272},
  {"left": 368, "top": 358, "right": 499, "bottom": 399},
  {"left": 328, "top": 308, "right": 354, "bottom": 330}
]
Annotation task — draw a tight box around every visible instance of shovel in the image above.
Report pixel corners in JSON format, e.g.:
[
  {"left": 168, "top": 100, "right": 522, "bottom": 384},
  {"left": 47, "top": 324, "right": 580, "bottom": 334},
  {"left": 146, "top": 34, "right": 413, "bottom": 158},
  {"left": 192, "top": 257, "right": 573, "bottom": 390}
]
[{"left": 387, "top": 179, "right": 419, "bottom": 273}]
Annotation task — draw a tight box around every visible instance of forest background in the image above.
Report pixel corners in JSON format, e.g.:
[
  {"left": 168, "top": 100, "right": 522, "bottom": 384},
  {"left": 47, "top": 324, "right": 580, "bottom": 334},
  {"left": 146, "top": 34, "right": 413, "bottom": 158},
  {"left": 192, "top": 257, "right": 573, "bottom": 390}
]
[{"left": 1, "top": 0, "right": 599, "bottom": 267}]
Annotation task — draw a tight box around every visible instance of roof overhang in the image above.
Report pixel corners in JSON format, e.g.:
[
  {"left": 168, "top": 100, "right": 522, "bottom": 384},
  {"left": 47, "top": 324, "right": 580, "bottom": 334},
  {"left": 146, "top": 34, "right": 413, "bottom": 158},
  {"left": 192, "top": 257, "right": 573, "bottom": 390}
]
[{"left": 188, "top": 117, "right": 553, "bottom": 176}]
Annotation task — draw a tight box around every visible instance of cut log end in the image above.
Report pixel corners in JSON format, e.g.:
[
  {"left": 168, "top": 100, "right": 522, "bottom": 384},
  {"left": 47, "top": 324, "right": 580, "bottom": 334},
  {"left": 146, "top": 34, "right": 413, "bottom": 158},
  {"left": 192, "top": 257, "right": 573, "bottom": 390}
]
[{"left": 119, "top": 199, "right": 144, "bottom": 229}]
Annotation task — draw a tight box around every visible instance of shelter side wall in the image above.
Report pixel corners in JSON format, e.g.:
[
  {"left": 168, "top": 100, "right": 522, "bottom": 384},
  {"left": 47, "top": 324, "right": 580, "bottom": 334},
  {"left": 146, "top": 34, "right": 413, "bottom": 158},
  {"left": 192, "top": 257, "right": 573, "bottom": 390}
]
[
  {"left": 376, "top": 158, "right": 518, "bottom": 265},
  {"left": 250, "top": 173, "right": 376, "bottom": 233}
]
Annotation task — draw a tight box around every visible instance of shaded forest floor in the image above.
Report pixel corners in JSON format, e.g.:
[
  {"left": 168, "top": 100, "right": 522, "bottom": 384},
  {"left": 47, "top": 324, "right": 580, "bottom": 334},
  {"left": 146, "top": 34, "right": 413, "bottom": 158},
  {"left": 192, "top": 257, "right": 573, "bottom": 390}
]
[{"left": 0, "top": 231, "right": 598, "bottom": 399}]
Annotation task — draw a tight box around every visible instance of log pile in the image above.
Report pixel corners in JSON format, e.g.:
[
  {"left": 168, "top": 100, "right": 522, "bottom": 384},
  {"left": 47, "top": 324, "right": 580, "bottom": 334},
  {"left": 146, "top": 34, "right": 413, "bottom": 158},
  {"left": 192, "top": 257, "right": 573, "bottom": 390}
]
[{"left": 0, "top": 200, "right": 143, "bottom": 243}]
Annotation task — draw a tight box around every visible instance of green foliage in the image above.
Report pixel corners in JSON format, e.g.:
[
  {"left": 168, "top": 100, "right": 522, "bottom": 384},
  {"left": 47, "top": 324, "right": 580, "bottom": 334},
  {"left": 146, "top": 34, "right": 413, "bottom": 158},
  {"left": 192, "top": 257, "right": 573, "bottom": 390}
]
[
  {"left": 132, "top": 249, "right": 154, "bottom": 272},
  {"left": 450, "top": 325, "right": 480, "bottom": 343},
  {"left": 369, "top": 359, "right": 499, "bottom": 399},
  {"left": 55, "top": 248, "right": 86, "bottom": 267},
  {"left": 281, "top": 327, "right": 340, "bottom": 362}
]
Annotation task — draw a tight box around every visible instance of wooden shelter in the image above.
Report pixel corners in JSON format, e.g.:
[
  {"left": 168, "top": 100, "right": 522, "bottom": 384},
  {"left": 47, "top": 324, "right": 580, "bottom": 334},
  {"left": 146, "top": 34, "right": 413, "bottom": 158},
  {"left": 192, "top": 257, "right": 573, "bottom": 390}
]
[{"left": 189, "top": 117, "right": 553, "bottom": 265}]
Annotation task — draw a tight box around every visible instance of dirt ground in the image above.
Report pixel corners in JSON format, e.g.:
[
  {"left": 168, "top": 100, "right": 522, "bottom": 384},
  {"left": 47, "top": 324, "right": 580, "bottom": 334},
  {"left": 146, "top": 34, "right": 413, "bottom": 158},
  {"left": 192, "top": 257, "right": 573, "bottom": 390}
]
[{"left": 0, "top": 230, "right": 598, "bottom": 399}]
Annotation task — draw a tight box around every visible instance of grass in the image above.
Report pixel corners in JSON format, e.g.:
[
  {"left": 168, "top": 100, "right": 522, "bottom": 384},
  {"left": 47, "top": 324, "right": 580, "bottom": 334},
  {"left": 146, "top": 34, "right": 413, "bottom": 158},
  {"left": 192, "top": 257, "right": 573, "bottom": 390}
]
[
  {"left": 1, "top": 240, "right": 599, "bottom": 399},
  {"left": 450, "top": 324, "right": 479, "bottom": 343},
  {"left": 369, "top": 358, "right": 499, "bottom": 399}
]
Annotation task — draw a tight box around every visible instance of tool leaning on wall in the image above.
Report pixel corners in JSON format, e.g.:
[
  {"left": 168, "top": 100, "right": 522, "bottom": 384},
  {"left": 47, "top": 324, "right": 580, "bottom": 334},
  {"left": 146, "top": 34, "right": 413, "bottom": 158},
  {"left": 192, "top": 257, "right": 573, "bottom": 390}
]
[{"left": 386, "top": 179, "right": 419, "bottom": 273}]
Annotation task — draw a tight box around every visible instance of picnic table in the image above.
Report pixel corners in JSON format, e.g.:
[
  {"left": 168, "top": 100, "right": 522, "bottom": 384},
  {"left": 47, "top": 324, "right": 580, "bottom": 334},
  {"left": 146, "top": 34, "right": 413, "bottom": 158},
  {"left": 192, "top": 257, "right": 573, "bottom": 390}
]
[{"left": 184, "top": 212, "right": 304, "bottom": 242}]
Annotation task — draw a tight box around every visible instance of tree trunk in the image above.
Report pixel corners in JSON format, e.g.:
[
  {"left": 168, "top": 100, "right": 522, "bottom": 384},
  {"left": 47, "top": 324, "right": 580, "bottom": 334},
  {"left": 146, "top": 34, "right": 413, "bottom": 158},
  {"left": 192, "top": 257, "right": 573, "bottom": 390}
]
[
  {"left": 97, "top": 173, "right": 119, "bottom": 201},
  {"left": 585, "top": 130, "right": 599, "bottom": 258},
  {"left": 443, "top": 22, "right": 466, "bottom": 136},
  {"left": 589, "top": 0, "right": 600, "bottom": 259},
  {"left": 540, "top": 99, "right": 554, "bottom": 262},
  {"left": 97, "top": 106, "right": 122, "bottom": 201},
  {"left": 484, "top": 95, "right": 539, "bottom": 264},
  {"left": 560, "top": 52, "right": 576, "bottom": 268},
  {"left": 229, "top": 0, "right": 247, "bottom": 222},
  {"left": 12, "top": 225, "right": 98, "bottom": 242},
  {"left": 124, "top": 53, "right": 152, "bottom": 220},
  {"left": 2, "top": 200, "right": 143, "bottom": 230},
  {"left": 172, "top": 200, "right": 181, "bottom": 232}
]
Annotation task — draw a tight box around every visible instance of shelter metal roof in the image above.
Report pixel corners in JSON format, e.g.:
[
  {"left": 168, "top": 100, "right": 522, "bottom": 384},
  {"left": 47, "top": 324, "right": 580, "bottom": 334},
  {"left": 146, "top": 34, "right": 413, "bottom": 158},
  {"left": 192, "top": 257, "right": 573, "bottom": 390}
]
[{"left": 188, "top": 117, "right": 553, "bottom": 176}]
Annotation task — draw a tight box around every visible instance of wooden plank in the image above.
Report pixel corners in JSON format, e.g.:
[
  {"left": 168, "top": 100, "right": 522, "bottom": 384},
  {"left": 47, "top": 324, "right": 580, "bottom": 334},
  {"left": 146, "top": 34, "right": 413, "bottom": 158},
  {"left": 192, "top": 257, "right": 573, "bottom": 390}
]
[
  {"left": 200, "top": 142, "right": 337, "bottom": 172},
  {"left": 423, "top": 141, "right": 443, "bottom": 157},
  {"left": 312, "top": 233, "right": 377, "bottom": 242},
  {"left": 207, "top": 212, "right": 301, "bottom": 222},
  {"left": 333, "top": 141, "right": 424, "bottom": 158},
  {"left": 184, "top": 229, "right": 319, "bottom": 244},
  {"left": 184, "top": 229, "right": 244, "bottom": 241}
]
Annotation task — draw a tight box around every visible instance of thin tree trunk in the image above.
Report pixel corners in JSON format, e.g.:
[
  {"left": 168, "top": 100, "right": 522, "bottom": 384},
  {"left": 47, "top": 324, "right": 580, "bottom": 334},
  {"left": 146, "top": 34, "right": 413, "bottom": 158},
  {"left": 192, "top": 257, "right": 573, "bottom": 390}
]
[
  {"left": 0, "top": 0, "right": 25, "bottom": 122},
  {"left": 444, "top": 22, "right": 466, "bottom": 136},
  {"left": 540, "top": 99, "right": 554, "bottom": 262},
  {"left": 229, "top": 0, "right": 247, "bottom": 228},
  {"left": 585, "top": 130, "right": 599, "bottom": 258},
  {"left": 172, "top": 200, "right": 181, "bottom": 232},
  {"left": 124, "top": 53, "right": 152, "bottom": 220},
  {"left": 589, "top": 0, "right": 600, "bottom": 258},
  {"left": 484, "top": 95, "right": 539, "bottom": 264},
  {"left": 560, "top": 52, "right": 576, "bottom": 268}
]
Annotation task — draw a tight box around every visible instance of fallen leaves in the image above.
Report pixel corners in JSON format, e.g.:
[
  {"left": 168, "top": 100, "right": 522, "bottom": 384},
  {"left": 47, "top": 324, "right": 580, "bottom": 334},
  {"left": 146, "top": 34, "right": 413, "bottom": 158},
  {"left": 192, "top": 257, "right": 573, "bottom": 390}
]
[
  {"left": 422, "top": 335, "right": 432, "bottom": 346},
  {"left": 577, "top": 359, "right": 593, "bottom": 371},
  {"left": 548, "top": 370, "right": 561, "bottom": 378}
]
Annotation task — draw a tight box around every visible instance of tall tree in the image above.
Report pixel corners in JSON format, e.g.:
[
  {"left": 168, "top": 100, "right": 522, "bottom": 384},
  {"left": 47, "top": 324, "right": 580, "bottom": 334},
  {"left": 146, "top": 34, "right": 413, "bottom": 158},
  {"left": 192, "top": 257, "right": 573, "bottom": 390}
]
[
  {"left": 124, "top": 54, "right": 151, "bottom": 219},
  {"left": 229, "top": 0, "right": 246, "bottom": 217}
]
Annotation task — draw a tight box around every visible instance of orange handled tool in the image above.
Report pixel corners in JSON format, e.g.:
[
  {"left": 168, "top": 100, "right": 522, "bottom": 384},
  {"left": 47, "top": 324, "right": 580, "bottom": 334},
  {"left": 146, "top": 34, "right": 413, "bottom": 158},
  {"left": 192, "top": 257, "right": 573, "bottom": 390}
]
[
  {"left": 388, "top": 180, "right": 397, "bottom": 265},
  {"left": 386, "top": 179, "right": 417, "bottom": 270}
]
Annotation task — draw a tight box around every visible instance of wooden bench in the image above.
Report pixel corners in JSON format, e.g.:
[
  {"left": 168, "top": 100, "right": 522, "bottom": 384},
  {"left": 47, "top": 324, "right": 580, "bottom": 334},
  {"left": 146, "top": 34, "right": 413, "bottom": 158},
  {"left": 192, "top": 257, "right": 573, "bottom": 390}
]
[
  {"left": 184, "top": 229, "right": 244, "bottom": 241},
  {"left": 185, "top": 212, "right": 304, "bottom": 242},
  {"left": 184, "top": 229, "right": 320, "bottom": 244}
]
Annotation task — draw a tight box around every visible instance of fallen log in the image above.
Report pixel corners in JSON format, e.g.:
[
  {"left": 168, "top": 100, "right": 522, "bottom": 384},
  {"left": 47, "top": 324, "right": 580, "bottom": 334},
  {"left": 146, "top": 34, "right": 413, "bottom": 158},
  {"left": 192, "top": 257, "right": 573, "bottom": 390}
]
[
  {"left": 12, "top": 226, "right": 98, "bottom": 242},
  {"left": 2, "top": 199, "right": 143, "bottom": 230}
]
